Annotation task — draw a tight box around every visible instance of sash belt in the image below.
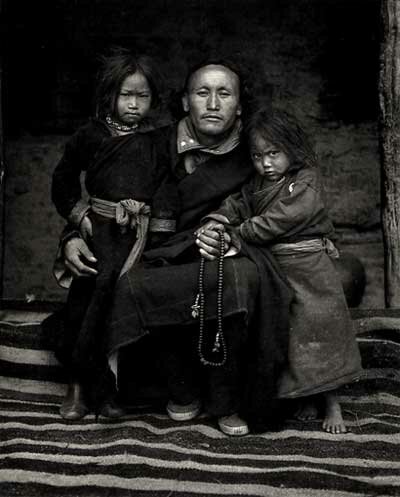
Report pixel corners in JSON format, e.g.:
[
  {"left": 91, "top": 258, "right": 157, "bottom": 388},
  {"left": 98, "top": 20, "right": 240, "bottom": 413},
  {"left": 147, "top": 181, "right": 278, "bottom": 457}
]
[
  {"left": 270, "top": 237, "right": 339, "bottom": 258},
  {"left": 90, "top": 196, "right": 151, "bottom": 277}
]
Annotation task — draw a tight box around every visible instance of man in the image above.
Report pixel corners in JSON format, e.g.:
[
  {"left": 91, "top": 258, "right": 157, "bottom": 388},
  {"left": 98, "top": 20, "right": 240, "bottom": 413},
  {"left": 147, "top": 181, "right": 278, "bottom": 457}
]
[{"left": 60, "top": 59, "right": 292, "bottom": 435}]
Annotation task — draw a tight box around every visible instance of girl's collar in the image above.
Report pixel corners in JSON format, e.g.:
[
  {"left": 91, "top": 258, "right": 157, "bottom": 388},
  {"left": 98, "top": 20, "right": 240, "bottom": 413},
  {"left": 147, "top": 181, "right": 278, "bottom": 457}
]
[{"left": 105, "top": 115, "right": 139, "bottom": 133}]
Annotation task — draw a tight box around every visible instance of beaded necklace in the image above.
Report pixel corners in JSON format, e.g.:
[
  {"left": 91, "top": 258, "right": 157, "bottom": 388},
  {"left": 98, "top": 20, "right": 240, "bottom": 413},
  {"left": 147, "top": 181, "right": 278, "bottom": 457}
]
[
  {"left": 106, "top": 116, "right": 139, "bottom": 133},
  {"left": 191, "top": 229, "right": 227, "bottom": 367}
]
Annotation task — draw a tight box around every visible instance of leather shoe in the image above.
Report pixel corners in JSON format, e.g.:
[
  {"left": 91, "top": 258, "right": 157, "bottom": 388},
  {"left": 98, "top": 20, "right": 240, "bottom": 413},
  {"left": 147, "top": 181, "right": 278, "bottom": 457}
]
[
  {"left": 99, "top": 398, "right": 127, "bottom": 418},
  {"left": 60, "top": 382, "right": 89, "bottom": 420}
]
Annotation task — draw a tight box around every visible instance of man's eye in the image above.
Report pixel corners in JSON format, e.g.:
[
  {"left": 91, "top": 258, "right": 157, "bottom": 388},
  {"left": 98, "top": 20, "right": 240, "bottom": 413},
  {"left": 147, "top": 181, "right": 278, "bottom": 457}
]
[
  {"left": 219, "top": 91, "right": 231, "bottom": 98},
  {"left": 196, "top": 90, "right": 209, "bottom": 97},
  {"left": 139, "top": 94, "right": 150, "bottom": 98}
]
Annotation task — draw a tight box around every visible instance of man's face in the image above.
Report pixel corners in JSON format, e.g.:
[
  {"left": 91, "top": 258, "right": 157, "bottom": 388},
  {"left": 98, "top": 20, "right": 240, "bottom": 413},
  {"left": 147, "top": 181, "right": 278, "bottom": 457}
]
[{"left": 182, "top": 64, "right": 241, "bottom": 146}]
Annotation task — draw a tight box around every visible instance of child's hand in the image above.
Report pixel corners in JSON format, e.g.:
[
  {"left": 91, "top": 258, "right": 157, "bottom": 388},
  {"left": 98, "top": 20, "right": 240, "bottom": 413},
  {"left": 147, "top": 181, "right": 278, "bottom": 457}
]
[{"left": 79, "top": 215, "right": 93, "bottom": 241}]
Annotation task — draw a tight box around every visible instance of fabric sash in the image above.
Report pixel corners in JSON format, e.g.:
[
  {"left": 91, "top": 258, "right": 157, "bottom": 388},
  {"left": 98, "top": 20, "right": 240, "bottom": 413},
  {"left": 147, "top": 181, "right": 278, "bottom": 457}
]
[
  {"left": 90, "top": 196, "right": 151, "bottom": 277},
  {"left": 270, "top": 237, "right": 339, "bottom": 258}
]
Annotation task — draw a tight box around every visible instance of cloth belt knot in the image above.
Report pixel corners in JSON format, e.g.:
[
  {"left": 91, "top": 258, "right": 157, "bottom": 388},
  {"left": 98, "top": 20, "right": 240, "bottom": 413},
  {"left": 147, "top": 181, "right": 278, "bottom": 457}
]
[
  {"left": 90, "top": 196, "right": 151, "bottom": 277},
  {"left": 90, "top": 197, "right": 150, "bottom": 231},
  {"left": 115, "top": 199, "right": 151, "bottom": 229}
]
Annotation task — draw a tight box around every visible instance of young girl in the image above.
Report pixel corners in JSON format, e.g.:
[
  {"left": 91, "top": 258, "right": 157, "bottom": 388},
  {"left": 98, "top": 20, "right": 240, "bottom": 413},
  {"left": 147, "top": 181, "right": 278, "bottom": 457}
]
[
  {"left": 50, "top": 47, "right": 178, "bottom": 420},
  {"left": 204, "top": 107, "right": 363, "bottom": 433}
]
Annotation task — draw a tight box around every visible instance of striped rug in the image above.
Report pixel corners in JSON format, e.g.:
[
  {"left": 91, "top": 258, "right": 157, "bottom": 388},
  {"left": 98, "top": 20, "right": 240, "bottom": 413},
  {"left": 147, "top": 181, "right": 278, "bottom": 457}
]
[{"left": 1, "top": 313, "right": 400, "bottom": 496}]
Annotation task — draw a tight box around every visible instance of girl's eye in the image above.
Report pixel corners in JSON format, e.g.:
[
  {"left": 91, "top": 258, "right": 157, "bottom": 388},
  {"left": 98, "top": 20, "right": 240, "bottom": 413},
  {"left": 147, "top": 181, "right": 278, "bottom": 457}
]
[
  {"left": 269, "top": 150, "right": 280, "bottom": 157},
  {"left": 252, "top": 153, "right": 262, "bottom": 160},
  {"left": 139, "top": 94, "right": 150, "bottom": 98}
]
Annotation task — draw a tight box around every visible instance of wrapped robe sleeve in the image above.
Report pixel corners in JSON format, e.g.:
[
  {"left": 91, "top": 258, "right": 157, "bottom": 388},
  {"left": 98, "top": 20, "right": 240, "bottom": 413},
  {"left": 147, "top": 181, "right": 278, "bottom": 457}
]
[
  {"left": 51, "top": 122, "right": 104, "bottom": 225},
  {"left": 239, "top": 178, "right": 324, "bottom": 244}
]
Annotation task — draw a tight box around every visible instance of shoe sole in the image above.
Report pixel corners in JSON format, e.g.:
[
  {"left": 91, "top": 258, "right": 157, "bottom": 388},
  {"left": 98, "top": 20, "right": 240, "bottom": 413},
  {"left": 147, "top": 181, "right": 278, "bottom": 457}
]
[
  {"left": 166, "top": 406, "right": 201, "bottom": 421},
  {"left": 218, "top": 421, "right": 249, "bottom": 436}
]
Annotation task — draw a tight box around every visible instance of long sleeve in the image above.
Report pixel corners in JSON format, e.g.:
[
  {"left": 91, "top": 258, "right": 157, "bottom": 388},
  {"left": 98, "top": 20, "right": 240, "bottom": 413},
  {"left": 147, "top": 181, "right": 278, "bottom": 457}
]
[
  {"left": 51, "top": 121, "right": 104, "bottom": 224},
  {"left": 204, "top": 188, "right": 252, "bottom": 227},
  {"left": 240, "top": 170, "right": 330, "bottom": 245}
]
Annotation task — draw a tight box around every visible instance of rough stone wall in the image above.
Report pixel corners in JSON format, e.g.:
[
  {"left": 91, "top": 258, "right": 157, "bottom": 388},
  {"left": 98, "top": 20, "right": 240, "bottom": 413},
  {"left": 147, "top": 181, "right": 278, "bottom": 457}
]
[{"left": 4, "top": 0, "right": 383, "bottom": 306}]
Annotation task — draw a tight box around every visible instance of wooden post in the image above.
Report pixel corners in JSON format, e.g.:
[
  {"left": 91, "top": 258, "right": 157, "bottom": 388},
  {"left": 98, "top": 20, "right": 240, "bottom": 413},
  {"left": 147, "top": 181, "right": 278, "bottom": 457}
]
[
  {"left": 379, "top": 0, "right": 400, "bottom": 307},
  {"left": 0, "top": 0, "right": 5, "bottom": 299}
]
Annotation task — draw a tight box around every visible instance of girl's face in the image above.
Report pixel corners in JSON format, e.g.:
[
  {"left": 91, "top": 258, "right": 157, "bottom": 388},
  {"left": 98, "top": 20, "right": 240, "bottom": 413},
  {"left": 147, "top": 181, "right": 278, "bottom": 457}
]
[
  {"left": 250, "top": 132, "right": 291, "bottom": 181},
  {"left": 115, "top": 71, "right": 152, "bottom": 125}
]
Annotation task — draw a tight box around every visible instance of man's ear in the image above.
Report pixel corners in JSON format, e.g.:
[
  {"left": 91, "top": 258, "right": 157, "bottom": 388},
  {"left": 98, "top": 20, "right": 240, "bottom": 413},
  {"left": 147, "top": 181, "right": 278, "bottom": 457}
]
[
  {"left": 236, "top": 104, "right": 242, "bottom": 116},
  {"left": 182, "top": 94, "right": 189, "bottom": 113}
]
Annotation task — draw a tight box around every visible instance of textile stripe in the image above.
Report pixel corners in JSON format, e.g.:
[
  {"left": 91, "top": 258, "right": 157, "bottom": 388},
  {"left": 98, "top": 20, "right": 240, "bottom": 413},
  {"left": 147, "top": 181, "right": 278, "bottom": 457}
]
[
  {"left": 2, "top": 389, "right": 400, "bottom": 497},
  {"left": 1, "top": 317, "right": 400, "bottom": 496}
]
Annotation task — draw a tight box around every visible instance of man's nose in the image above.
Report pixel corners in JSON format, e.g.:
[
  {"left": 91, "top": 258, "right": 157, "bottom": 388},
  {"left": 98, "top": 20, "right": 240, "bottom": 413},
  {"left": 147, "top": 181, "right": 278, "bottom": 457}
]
[{"left": 207, "top": 93, "right": 220, "bottom": 110}]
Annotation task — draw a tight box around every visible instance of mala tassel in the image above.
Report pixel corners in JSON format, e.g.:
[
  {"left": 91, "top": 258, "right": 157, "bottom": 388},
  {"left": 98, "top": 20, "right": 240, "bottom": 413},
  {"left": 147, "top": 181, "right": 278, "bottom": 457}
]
[{"left": 191, "top": 294, "right": 201, "bottom": 318}]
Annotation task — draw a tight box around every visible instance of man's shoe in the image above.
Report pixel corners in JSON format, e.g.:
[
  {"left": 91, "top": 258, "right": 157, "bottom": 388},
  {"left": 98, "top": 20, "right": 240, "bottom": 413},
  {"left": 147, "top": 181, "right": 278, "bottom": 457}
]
[
  {"left": 59, "top": 382, "right": 89, "bottom": 421},
  {"left": 99, "top": 398, "right": 127, "bottom": 418},
  {"left": 218, "top": 413, "right": 249, "bottom": 436},
  {"left": 166, "top": 399, "right": 201, "bottom": 421}
]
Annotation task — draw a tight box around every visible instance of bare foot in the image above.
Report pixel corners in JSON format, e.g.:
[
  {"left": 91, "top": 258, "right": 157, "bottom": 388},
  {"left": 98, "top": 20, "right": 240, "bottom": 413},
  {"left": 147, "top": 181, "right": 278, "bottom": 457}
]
[
  {"left": 322, "top": 392, "right": 348, "bottom": 434},
  {"left": 294, "top": 397, "right": 319, "bottom": 421}
]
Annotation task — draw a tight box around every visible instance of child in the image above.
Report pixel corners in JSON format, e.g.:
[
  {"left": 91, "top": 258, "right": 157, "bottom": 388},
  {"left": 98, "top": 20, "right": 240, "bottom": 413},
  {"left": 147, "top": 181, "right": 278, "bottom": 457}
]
[
  {"left": 50, "top": 47, "right": 178, "bottom": 420},
  {"left": 204, "top": 107, "right": 363, "bottom": 433}
]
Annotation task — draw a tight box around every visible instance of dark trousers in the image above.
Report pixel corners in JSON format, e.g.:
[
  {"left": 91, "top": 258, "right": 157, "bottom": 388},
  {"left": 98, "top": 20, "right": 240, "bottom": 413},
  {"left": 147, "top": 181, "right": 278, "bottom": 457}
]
[{"left": 155, "top": 316, "right": 247, "bottom": 417}]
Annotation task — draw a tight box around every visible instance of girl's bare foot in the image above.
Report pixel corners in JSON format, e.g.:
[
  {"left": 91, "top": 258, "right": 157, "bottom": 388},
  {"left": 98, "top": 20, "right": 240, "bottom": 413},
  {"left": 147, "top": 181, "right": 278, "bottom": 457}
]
[{"left": 323, "top": 392, "right": 348, "bottom": 434}]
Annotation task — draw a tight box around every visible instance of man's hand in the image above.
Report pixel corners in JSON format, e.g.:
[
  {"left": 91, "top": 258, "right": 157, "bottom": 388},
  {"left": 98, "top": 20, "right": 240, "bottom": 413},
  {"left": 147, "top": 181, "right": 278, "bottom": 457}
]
[
  {"left": 195, "top": 222, "right": 231, "bottom": 261},
  {"left": 79, "top": 215, "right": 93, "bottom": 241},
  {"left": 64, "top": 237, "right": 98, "bottom": 278}
]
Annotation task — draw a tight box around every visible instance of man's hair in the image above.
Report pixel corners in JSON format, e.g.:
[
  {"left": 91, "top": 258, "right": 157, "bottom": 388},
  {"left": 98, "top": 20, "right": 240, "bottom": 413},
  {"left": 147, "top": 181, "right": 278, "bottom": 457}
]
[
  {"left": 183, "top": 57, "right": 244, "bottom": 93},
  {"left": 246, "top": 107, "right": 318, "bottom": 170},
  {"left": 167, "top": 56, "right": 252, "bottom": 119},
  {"left": 94, "top": 46, "right": 163, "bottom": 119}
]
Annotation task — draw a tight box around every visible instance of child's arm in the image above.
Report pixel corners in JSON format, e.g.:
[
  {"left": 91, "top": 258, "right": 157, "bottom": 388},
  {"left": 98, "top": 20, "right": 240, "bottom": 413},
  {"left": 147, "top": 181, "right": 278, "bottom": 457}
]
[
  {"left": 203, "top": 187, "right": 252, "bottom": 227},
  {"left": 239, "top": 175, "right": 325, "bottom": 245},
  {"left": 51, "top": 124, "right": 98, "bottom": 228}
]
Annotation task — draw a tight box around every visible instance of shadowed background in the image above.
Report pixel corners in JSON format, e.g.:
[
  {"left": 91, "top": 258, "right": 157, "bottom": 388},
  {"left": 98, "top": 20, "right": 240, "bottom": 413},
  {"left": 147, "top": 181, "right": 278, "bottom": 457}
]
[{"left": 2, "top": 0, "right": 382, "bottom": 305}]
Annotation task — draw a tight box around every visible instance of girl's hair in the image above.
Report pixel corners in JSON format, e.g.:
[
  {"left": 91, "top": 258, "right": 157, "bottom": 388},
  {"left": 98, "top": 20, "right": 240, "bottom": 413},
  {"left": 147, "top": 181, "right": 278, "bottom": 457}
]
[
  {"left": 94, "top": 46, "right": 163, "bottom": 119},
  {"left": 245, "top": 107, "right": 318, "bottom": 170}
]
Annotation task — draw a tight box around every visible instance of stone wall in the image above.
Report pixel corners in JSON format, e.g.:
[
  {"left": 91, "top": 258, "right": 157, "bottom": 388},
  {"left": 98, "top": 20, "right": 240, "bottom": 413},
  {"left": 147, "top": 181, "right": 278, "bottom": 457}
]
[{"left": 4, "top": 0, "right": 383, "bottom": 306}]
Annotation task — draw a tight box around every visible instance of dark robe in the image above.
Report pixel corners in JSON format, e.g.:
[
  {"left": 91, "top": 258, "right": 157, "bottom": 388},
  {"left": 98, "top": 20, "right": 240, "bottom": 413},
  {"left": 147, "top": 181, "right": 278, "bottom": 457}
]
[
  {"left": 107, "top": 126, "right": 293, "bottom": 431},
  {"left": 210, "top": 167, "right": 363, "bottom": 400},
  {"left": 47, "top": 120, "right": 178, "bottom": 407}
]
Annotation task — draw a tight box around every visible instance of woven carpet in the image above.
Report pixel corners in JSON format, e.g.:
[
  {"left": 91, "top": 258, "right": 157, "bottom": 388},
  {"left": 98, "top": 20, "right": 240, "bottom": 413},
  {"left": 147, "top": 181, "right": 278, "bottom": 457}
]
[{"left": 1, "top": 312, "right": 400, "bottom": 496}]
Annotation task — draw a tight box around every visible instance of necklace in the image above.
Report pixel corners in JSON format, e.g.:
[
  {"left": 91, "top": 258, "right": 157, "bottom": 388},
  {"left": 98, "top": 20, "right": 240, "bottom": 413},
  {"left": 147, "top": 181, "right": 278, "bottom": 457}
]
[
  {"left": 105, "top": 116, "right": 138, "bottom": 133},
  {"left": 191, "top": 229, "right": 227, "bottom": 367}
]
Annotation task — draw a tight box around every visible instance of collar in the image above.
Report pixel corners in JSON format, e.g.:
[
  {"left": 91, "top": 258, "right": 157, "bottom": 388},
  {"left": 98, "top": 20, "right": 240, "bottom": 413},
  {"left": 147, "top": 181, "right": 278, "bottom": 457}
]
[
  {"left": 96, "top": 117, "right": 156, "bottom": 135},
  {"left": 177, "top": 116, "right": 242, "bottom": 155}
]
